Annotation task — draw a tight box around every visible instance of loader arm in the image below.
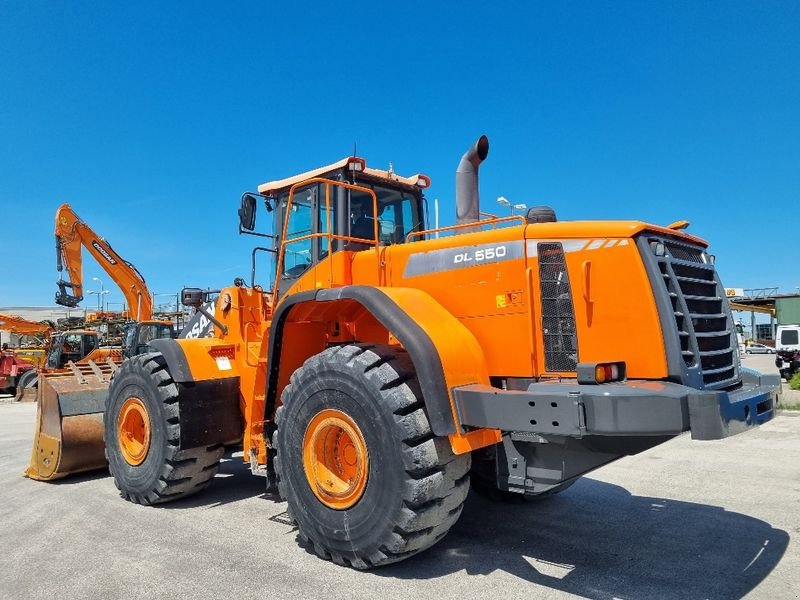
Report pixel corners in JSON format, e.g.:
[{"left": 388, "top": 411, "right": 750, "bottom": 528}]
[
  {"left": 54, "top": 203, "right": 154, "bottom": 321},
  {"left": 0, "top": 313, "right": 53, "bottom": 339}
]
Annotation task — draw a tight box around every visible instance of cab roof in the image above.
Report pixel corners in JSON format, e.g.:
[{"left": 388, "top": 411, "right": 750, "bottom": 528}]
[{"left": 257, "top": 157, "right": 430, "bottom": 196}]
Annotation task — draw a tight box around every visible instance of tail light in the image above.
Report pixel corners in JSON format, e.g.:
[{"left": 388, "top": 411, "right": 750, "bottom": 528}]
[{"left": 577, "top": 361, "right": 627, "bottom": 385}]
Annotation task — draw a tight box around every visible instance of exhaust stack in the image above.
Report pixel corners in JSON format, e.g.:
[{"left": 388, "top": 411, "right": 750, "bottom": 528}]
[{"left": 455, "top": 135, "right": 489, "bottom": 225}]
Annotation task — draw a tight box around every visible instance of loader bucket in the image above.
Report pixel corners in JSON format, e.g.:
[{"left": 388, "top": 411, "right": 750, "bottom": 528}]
[{"left": 25, "top": 358, "right": 118, "bottom": 481}]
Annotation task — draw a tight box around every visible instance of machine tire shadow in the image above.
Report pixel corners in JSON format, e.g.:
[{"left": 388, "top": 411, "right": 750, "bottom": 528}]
[
  {"left": 377, "top": 478, "right": 789, "bottom": 599},
  {"left": 145, "top": 451, "right": 271, "bottom": 509}
]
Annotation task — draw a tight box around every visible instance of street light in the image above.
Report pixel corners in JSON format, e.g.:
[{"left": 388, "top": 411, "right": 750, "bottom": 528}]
[
  {"left": 85, "top": 289, "right": 110, "bottom": 312},
  {"left": 496, "top": 196, "right": 511, "bottom": 212},
  {"left": 497, "top": 196, "right": 528, "bottom": 216},
  {"left": 91, "top": 277, "right": 106, "bottom": 311}
]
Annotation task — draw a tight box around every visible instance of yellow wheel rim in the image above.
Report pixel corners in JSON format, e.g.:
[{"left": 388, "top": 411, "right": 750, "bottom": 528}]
[
  {"left": 117, "top": 397, "right": 151, "bottom": 466},
  {"left": 302, "top": 409, "right": 369, "bottom": 510}
]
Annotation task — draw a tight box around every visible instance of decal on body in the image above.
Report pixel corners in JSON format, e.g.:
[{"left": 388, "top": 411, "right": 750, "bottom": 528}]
[{"left": 403, "top": 240, "right": 525, "bottom": 278}]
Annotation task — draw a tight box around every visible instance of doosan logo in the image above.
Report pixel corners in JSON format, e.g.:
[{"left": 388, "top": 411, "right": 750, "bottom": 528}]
[{"left": 92, "top": 240, "right": 117, "bottom": 265}]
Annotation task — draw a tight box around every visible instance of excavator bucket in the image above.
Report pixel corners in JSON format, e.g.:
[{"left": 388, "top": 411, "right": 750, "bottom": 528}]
[{"left": 25, "top": 358, "right": 119, "bottom": 481}]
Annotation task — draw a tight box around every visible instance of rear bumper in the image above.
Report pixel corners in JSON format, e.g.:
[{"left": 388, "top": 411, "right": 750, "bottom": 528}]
[{"left": 453, "top": 368, "right": 780, "bottom": 441}]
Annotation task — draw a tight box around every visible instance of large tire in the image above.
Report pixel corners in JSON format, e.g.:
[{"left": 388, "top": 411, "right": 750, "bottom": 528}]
[
  {"left": 104, "top": 352, "right": 223, "bottom": 505},
  {"left": 273, "top": 344, "right": 471, "bottom": 569},
  {"left": 14, "top": 369, "right": 38, "bottom": 401}
]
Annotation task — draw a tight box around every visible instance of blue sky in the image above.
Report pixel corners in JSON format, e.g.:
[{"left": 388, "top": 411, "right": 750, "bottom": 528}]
[{"left": 1, "top": 1, "right": 799, "bottom": 310}]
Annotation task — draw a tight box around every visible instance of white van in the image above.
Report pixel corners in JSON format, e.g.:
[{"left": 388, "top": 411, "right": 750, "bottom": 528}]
[{"left": 776, "top": 325, "right": 800, "bottom": 353}]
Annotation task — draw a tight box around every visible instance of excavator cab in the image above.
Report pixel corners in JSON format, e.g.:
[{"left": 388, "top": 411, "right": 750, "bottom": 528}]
[
  {"left": 122, "top": 321, "right": 174, "bottom": 359},
  {"left": 45, "top": 331, "right": 98, "bottom": 369}
]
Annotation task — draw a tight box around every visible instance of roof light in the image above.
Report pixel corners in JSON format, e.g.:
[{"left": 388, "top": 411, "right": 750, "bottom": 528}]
[
  {"left": 347, "top": 157, "right": 365, "bottom": 172},
  {"left": 416, "top": 174, "right": 430, "bottom": 188}
]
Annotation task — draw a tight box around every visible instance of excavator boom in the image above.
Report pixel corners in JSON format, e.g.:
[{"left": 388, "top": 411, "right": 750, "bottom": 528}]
[
  {"left": 0, "top": 313, "right": 53, "bottom": 338},
  {"left": 54, "top": 204, "right": 154, "bottom": 321}
]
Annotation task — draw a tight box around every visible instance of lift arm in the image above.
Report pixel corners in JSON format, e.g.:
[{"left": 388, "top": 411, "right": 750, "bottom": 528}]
[
  {"left": 54, "top": 203, "right": 154, "bottom": 321},
  {"left": 0, "top": 313, "right": 53, "bottom": 338}
]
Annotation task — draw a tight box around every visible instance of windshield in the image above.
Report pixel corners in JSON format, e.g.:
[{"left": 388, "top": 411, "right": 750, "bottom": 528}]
[
  {"left": 137, "top": 323, "right": 173, "bottom": 345},
  {"left": 350, "top": 183, "right": 423, "bottom": 245},
  {"left": 781, "top": 329, "right": 799, "bottom": 345}
]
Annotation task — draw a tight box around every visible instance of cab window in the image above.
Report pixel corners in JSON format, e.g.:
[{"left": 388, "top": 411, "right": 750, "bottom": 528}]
[{"left": 281, "top": 185, "right": 316, "bottom": 279}]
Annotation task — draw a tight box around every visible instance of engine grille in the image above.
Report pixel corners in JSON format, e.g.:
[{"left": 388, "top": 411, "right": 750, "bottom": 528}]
[
  {"left": 648, "top": 237, "right": 739, "bottom": 389},
  {"left": 538, "top": 242, "right": 578, "bottom": 372}
]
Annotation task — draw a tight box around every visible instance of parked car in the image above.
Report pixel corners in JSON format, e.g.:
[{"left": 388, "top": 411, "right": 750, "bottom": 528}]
[{"left": 745, "top": 343, "right": 775, "bottom": 354}]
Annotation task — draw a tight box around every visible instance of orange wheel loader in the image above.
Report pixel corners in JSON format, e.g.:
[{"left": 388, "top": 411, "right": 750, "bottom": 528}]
[{"left": 64, "top": 136, "right": 781, "bottom": 568}]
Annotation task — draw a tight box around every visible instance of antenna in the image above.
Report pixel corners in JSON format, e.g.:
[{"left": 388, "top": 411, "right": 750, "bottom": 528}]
[{"left": 353, "top": 141, "right": 357, "bottom": 157}]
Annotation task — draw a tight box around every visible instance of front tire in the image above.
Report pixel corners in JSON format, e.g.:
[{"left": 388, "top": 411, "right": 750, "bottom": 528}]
[
  {"left": 274, "top": 344, "right": 470, "bottom": 569},
  {"left": 104, "top": 352, "right": 223, "bottom": 505}
]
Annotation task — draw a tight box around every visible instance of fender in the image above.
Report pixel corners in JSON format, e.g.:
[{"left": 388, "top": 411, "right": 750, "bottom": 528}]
[
  {"left": 265, "top": 286, "right": 501, "bottom": 452},
  {"left": 149, "top": 337, "right": 241, "bottom": 383},
  {"left": 146, "top": 337, "right": 243, "bottom": 446}
]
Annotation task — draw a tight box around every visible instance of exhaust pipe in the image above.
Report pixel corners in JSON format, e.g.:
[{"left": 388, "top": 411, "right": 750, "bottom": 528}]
[{"left": 455, "top": 135, "right": 489, "bottom": 225}]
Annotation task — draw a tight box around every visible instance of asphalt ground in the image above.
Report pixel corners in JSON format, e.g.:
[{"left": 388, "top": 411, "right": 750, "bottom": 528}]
[{"left": 0, "top": 353, "right": 798, "bottom": 600}]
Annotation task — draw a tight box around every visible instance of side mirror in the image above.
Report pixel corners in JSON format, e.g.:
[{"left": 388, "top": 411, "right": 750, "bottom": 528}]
[
  {"left": 238, "top": 193, "right": 257, "bottom": 231},
  {"left": 181, "top": 287, "right": 204, "bottom": 308}
]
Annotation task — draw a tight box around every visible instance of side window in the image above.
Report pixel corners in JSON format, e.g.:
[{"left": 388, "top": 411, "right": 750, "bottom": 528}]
[
  {"left": 349, "top": 189, "right": 375, "bottom": 242},
  {"left": 377, "top": 204, "right": 398, "bottom": 245},
  {"left": 84, "top": 334, "right": 97, "bottom": 353},
  {"left": 318, "top": 184, "right": 335, "bottom": 260},
  {"left": 282, "top": 186, "right": 315, "bottom": 279}
]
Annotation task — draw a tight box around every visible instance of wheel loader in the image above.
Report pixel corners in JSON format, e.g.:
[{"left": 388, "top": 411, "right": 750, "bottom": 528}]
[{"left": 33, "top": 136, "right": 780, "bottom": 569}]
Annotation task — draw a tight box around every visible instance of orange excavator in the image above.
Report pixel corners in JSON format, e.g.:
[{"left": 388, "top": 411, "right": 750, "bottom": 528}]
[
  {"left": 25, "top": 204, "right": 173, "bottom": 480},
  {"left": 0, "top": 313, "right": 51, "bottom": 396}
]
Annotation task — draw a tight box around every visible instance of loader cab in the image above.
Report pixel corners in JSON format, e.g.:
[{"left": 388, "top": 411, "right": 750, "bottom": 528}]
[
  {"left": 46, "top": 330, "right": 98, "bottom": 369},
  {"left": 122, "top": 321, "right": 174, "bottom": 359},
  {"left": 241, "top": 158, "right": 428, "bottom": 296}
]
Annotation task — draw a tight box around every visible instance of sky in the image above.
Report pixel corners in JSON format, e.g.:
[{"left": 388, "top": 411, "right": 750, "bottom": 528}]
[{"left": 1, "top": 1, "right": 799, "bottom": 312}]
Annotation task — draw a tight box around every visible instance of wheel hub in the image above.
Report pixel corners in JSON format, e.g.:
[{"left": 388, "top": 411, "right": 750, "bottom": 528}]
[
  {"left": 117, "top": 397, "right": 151, "bottom": 466},
  {"left": 302, "top": 409, "right": 369, "bottom": 510}
]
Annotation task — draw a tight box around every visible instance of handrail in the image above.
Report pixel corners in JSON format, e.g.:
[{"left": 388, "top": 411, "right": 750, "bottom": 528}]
[
  {"left": 407, "top": 214, "right": 526, "bottom": 241},
  {"left": 275, "top": 177, "right": 381, "bottom": 288}
]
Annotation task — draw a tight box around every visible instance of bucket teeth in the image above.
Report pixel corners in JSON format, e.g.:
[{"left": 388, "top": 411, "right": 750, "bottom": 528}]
[{"left": 24, "top": 363, "right": 113, "bottom": 481}]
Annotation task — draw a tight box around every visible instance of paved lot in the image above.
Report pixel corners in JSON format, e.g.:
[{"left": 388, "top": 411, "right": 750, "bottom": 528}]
[{"left": 1, "top": 354, "right": 798, "bottom": 600}]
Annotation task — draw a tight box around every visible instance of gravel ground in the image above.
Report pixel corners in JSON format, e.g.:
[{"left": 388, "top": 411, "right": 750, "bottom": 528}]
[{"left": 0, "top": 354, "right": 798, "bottom": 600}]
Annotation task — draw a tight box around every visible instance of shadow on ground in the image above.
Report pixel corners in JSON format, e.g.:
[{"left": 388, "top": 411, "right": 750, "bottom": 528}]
[
  {"left": 159, "top": 452, "right": 271, "bottom": 509},
  {"left": 44, "top": 451, "right": 270, "bottom": 508},
  {"left": 376, "top": 478, "right": 789, "bottom": 599}
]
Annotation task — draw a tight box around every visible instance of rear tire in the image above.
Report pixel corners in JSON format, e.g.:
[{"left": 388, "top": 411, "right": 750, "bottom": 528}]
[
  {"left": 274, "top": 344, "right": 471, "bottom": 569},
  {"left": 104, "top": 352, "right": 223, "bottom": 505},
  {"left": 14, "top": 370, "right": 38, "bottom": 401}
]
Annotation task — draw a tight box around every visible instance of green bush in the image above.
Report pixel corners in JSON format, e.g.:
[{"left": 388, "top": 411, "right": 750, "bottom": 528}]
[{"left": 790, "top": 372, "right": 800, "bottom": 391}]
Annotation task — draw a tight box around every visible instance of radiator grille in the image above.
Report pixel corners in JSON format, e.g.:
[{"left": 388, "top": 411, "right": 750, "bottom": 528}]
[
  {"left": 538, "top": 242, "right": 578, "bottom": 372},
  {"left": 651, "top": 238, "right": 739, "bottom": 389}
]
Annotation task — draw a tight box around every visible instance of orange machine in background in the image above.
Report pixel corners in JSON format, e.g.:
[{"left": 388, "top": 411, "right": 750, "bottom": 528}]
[{"left": 24, "top": 205, "right": 173, "bottom": 480}]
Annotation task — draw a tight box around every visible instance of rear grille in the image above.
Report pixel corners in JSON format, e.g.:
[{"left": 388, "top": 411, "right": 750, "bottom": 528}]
[
  {"left": 538, "top": 242, "right": 578, "bottom": 372},
  {"left": 649, "top": 238, "right": 739, "bottom": 389}
]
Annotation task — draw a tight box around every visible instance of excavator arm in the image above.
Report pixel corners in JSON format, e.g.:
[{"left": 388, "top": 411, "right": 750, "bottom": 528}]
[
  {"left": 54, "top": 203, "right": 154, "bottom": 321},
  {"left": 0, "top": 313, "right": 53, "bottom": 339}
]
